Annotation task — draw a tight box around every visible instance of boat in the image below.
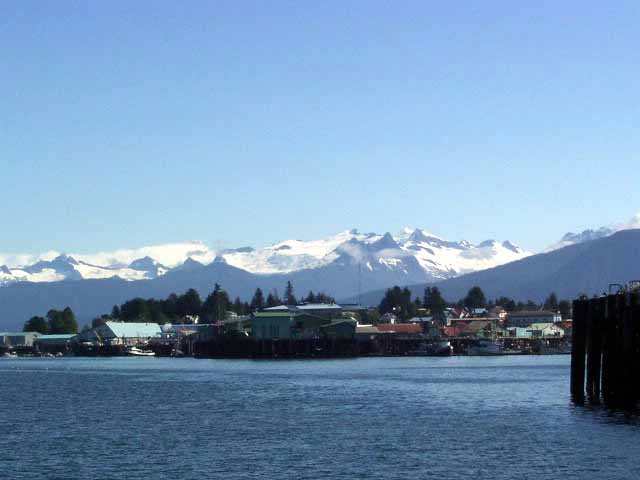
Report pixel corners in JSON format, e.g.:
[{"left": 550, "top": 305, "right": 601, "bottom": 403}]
[
  {"left": 2, "top": 351, "right": 18, "bottom": 359},
  {"left": 468, "top": 339, "right": 502, "bottom": 356},
  {"left": 127, "top": 346, "right": 156, "bottom": 357}
]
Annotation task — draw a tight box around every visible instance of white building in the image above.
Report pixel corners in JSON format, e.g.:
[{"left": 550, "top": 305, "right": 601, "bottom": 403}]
[{"left": 507, "top": 311, "right": 562, "bottom": 328}]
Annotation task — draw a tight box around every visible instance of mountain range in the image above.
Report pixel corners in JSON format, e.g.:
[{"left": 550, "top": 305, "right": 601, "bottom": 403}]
[
  {"left": 0, "top": 229, "right": 528, "bottom": 287},
  {"left": 0, "top": 213, "right": 638, "bottom": 330}
]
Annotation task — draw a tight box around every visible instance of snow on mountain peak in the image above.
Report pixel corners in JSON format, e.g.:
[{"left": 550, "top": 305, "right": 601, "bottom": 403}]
[
  {"left": 548, "top": 211, "right": 640, "bottom": 251},
  {"left": 0, "top": 227, "right": 532, "bottom": 286}
]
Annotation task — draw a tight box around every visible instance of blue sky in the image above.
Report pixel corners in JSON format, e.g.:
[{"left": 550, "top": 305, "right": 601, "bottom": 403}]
[{"left": 2, "top": 1, "right": 639, "bottom": 254}]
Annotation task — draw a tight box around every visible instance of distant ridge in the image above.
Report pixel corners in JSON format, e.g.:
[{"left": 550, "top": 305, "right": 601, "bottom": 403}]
[{"left": 352, "top": 229, "right": 640, "bottom": 306}]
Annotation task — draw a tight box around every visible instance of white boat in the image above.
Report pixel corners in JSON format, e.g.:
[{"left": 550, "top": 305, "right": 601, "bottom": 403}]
[
  {"left": 127, "top": 346, "right": 155, "bottom": 357},
  {"left": 468, "top": 339, "right": 502, "bottom": 356},
  {"left": 2, "top": 351, "right": 18, "bottom": 359}
]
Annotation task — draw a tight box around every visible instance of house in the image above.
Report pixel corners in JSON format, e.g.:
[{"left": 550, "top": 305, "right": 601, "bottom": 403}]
[
  {"left": 445, "top": 307, "right": 469, "bottom": 325},
  {"left": 34, "top": 334, "right": 76, "bottom": 352},
  {"left": 506, "top": 327, "right": 532, "bottom": 338},
  {"left": 319, "top": 319, "right": 357, "bottom": 339},
  {"left": 84, "top": 322, "right": 161, "bottom": 345},
  {"left": 527, "top": 322, "right": 564, "bottom": 338},
  {"left": 0, "top": 332, "right": 40, "bottom": 348},
  {"left": 458, "top": 320, "right": 498, "bottom": 339},
  {"left": 507, "top": 311, "right": 562, "bottom": 328}
]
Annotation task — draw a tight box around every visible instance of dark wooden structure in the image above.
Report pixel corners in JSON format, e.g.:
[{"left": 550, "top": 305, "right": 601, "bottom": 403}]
[{"left": 571, "top": 286, "right": 640, "bottom": 409}]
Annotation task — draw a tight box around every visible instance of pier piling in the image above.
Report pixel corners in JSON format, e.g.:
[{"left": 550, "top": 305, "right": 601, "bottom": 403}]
[{"left": 571, "top": 287, "right": 640, "bottom": 410}]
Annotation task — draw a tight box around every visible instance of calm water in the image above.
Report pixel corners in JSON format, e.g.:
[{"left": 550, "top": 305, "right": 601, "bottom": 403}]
[{"left": 1, "top": 356, "right": 639, "bottom": 479}]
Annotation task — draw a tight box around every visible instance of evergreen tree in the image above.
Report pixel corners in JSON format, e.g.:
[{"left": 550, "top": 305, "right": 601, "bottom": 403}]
[
  {"left": 315, "top": 292, "right": 335, "bottom": 304},
  {"left": 378, "top": 286, "right": 416, "bottom": 321},
  {"left": 304, "top": 291, "right": 317, "bottom": 304},
  {"left": 266, "top": 290, "right": 282, "bottom": 308},
  {"left": 232, "top": 297, "right": 243, "bottom": 315},
  {"left": 47, "top": 308, "right": 78, "bottom": 334},
  {"left": 543, "top": 292, "right": 559, "bottom": 311},
  {"left": 463, "top": 286, "right": 486, "bottom": 309},
  {"left": 111, "top": 305, "right": 121, "bottom": 319},
  {"left": 176, "top": 288, "right": 202, "bottom": 317},
  {"left": 23, "top": 316, "right": 49, "bottom": 334},
  {"left": 495, "top": 296, "right": 516, "bottom": 311},
  {"left": 61, "top": 307, "right": 78, "bottom": 334},
  {"left": 250, "top": 288, "right": 265, "bottom": 311},
  {"left": 525, "top": 300, "right": 539, "bottom": 310},
  {"left": 558, "top": 300, "right": 571, "bottom": 319},
  {"left": 201, "top": 284, "right": 230, "bottom": 322},
  {"left": 284, "top": 281, "right": 296, "bottom": 306},
  {"left": 120, "top": 298, "right": 150, "bottom": 322},
  {"left": 47, "top": 309, "right": 65, "bottom": 334},
  {"left": 424, "top": 287, "right": 446, "bottom": 321}
]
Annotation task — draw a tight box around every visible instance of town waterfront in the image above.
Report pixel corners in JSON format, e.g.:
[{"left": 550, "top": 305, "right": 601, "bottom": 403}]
[{"left": 1, "top": 356, "right": 639, "bottom": 479}]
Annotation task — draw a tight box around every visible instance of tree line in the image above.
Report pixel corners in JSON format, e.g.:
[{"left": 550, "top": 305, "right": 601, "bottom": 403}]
[
  {"left": 91, "top": 281, "right": 336, "bottom": 327},
  {"left": 377, "top": 285, "right": 572, "bottom": 321}
]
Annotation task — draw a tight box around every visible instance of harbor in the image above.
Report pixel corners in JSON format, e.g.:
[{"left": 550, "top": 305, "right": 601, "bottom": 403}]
[{"left": 2, "top": 302, "right": 572, "bottom": 360}]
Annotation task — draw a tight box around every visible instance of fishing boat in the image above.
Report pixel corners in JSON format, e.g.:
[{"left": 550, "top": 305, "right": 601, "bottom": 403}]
[
  {"left": 468, "top": 339, "right": 502, "bottom": 356},
  {"left": 127, "top": 346, "right": 155, "bottom": 357}
]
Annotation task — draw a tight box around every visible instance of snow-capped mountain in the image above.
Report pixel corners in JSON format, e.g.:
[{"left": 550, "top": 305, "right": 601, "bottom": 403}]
[
  {"left": 547, "top": 212, "right": 640, "bottom": 251},
  {"left": 0, "top": 229, "right": 530, "bottom": 286}
]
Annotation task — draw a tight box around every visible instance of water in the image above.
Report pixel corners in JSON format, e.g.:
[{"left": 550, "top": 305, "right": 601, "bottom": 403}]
[{"left": 1, "top": 356, "right": 639, "bottom": 480}]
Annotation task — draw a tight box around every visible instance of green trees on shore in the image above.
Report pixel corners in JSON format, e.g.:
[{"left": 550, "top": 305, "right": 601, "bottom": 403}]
[{"left": 23, "top": 307, "right": 78, "bottom": 334}]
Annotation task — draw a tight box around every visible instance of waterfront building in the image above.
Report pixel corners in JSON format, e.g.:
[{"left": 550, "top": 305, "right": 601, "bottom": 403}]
[
  {"left": 319, "top": 319, "right": 357, "bottom": 339},
  {"left": 506, "top": 327, "right": 532, "bottom": 338},
  {"left": 0, "top": 332, "right": 40, "bottom": 348},
  {"left": 527, "top": 322, "right": 564, "bottom": 338},
  {"left": 83, "top": 321, "right": 161, "bottom": 346},
  {"left": 251, "top": 312, "right": 325, "bottom": 340},
  {"left": 507, "top": 311, "right": 562, "bottom": 328},
  {"left": 263, "top": 303, "right": 343, "bottom": 319},
  {"left": 34, "top": 334, "right": 76, "bottom": 351}
]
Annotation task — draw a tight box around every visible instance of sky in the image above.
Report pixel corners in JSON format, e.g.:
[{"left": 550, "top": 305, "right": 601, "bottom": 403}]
[{"left": 2, "top": 1, "right": 640, "bottom": 256}]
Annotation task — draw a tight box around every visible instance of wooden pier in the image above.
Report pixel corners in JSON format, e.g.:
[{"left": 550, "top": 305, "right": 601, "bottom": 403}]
[{"left": 571, "top": 286, "right": 640, "bottom": 409}]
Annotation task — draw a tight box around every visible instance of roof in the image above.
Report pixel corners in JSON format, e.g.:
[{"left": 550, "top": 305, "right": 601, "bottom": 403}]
[
  {"left": 449, "top": 317, "right": 499, "bottom": 323},
  {"left": 408, "top": 316, "right": 433, "bottom": 323},
  {"left": 35, "top": 334, "right": 76, "bottom": 343},
  {"left": 0, "top": 332, "right": 40, "bottom": 337},
  {"left": 296, "top": 303, "right": 342, "bottom": 310},
  {"left": 376, "top": 323, "right": 422, "bottom": 334},
  {"left": 36, "top": 334, "right": 75, "bottom": 340},
  {"left": 254, "top": 312, "right": 297, "bottom": 318},
  {"left": 463, "top": 321, "right": 493, "bottom": 333},
  {"left": 104, "top": 322, "right": 161, "bottom": 338},
  {"left": 527, "top": 322, "right": 559, "bottom": 330},
  {"left": 508, "top": 311, "right": 558, "bottom": 317},
  {"left": 355, "top": 325, "right": 380, "bottom": 335}
]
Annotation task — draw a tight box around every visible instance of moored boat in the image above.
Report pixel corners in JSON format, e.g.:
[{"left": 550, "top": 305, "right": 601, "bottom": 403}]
[{"left": 127, "top": 346, "right": 156, "bottom": 357}]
